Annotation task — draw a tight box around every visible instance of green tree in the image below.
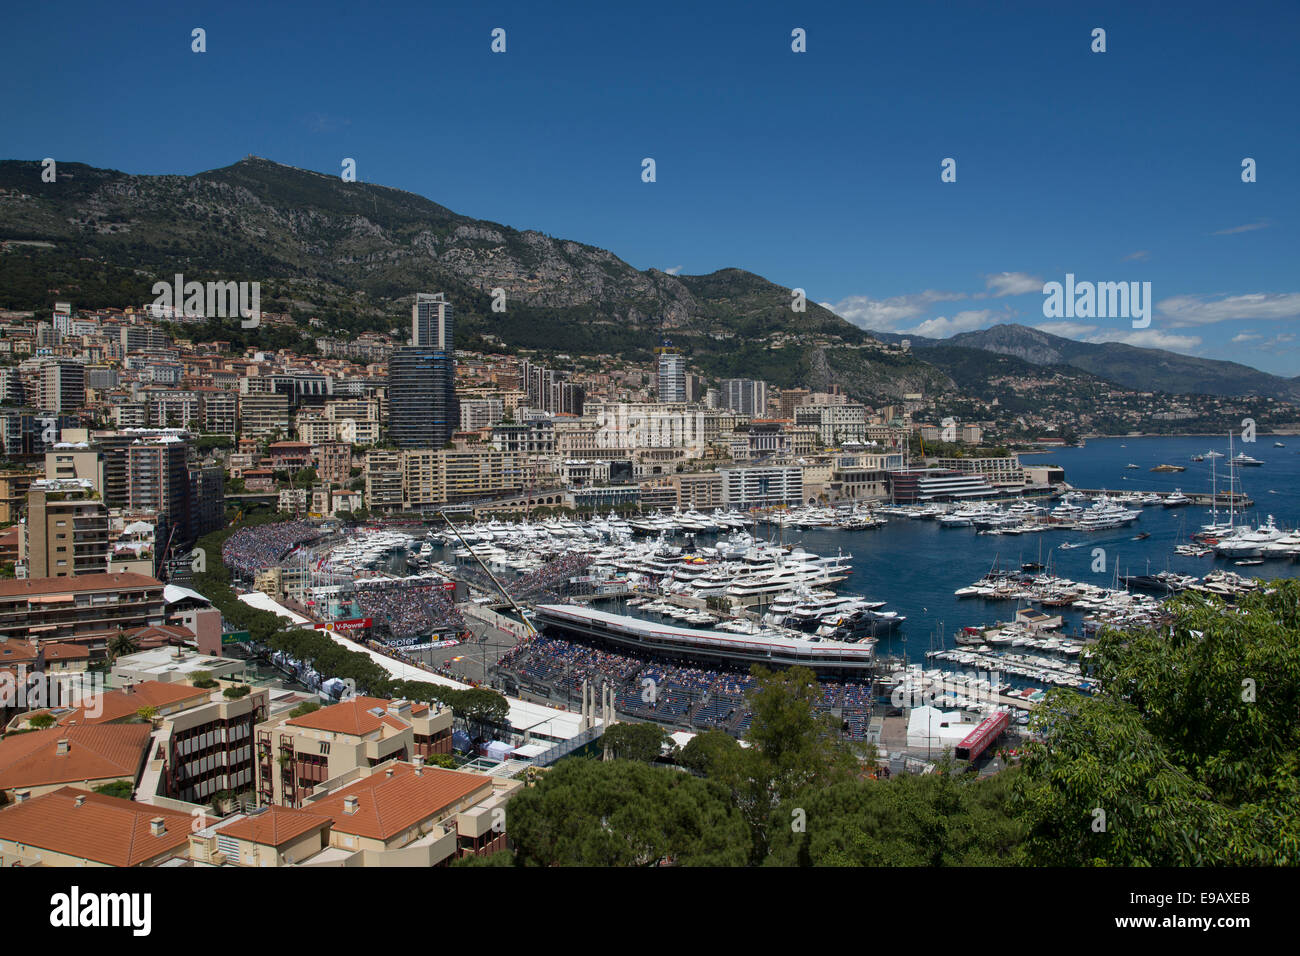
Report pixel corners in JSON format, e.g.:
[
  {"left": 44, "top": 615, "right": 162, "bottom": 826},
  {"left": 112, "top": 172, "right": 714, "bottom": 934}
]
[
  {"left": 92, "top": 780, "right": 135, "bottom": 800},
  {"left": 26, "top": 712, "right": 56, "bottom": 730},
  {"left": 108, "top": 629, "right": 140, "bottom": 662},
  {"left": 690, "top": 666, "right": 863, "bottom": 864},
  {"left": 288, "top": 701, "right": 321, "bottom": 719},
  {"left": 766, "top": 765, "right": 1026, "bottom": 866},
  {"left": 452, "top": 688, "right": 510, "bottom": 744},
  {"left": 1013, "top": 581, "right": 1300, "bottom": 866},
  {"left": 505, "top": 759, "right": 749, "bottom": 866},
  {"left": 602, "top": 722, "right": 670, "bottom": 762},
  {"left": 679, "top": 728, "right": 739, "bottom": 776}
]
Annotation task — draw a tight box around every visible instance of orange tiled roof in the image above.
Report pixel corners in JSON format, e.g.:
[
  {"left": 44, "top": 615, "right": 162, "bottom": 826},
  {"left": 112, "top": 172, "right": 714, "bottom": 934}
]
[
  {"left": 0, "top": 786, "right": 191, "bottom": 866},
  {"left": 285, "top": 696, "right": 410, "bottom": 736},
  {"left": 0, "top": 637, "right": 91, "bottom": 666},
  {"left": 123, "top": 624, "right": 194, "bottom": 648},
  {"left": 311, "top": 762, "right": 490, "bottom": 841},
  {"left": 216, "top": 805, "right": 332, "bottom": 848},
  {"left": 0, "top": 723, "right": 152, "bottom": 791},
  {"left": 56, "top": 681, "right": 211, "bottom": 726},
  {"left": 0, "top": 572, "right": 162, "bottom": 598}
]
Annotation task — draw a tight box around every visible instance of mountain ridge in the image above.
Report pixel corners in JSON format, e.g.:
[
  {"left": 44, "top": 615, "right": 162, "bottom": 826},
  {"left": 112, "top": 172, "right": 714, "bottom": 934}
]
[
  {"left": 876, "top": 324, "right": 1300, "bottom": 403},
  {"left": 0, "top": 157, "right": 1294, "bottom": 404}
]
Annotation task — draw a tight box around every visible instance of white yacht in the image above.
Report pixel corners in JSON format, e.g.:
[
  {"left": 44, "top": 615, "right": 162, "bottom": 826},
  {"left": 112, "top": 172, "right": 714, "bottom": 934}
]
[{"left": 1214, "top": 517, "right": 1284, "bottom": 559}]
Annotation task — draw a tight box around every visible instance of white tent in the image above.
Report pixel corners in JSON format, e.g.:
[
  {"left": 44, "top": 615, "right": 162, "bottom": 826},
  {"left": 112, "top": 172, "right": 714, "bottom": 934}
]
[{"left": 906, "top": 705, "right": 976, "bottom": 750}]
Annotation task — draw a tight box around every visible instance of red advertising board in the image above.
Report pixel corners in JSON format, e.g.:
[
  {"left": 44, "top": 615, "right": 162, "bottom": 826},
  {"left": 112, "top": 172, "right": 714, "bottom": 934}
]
[
  {"left": 956, "top": 711, "right": 1010, "bottom": 761},
  {"left": 316, "top": 617, "right": 373, "bottom": 632}
]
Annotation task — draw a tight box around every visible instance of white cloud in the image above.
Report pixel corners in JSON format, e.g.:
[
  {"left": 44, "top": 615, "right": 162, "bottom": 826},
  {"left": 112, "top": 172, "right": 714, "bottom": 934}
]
[
  {"left": 1031, "top": 321, "right": 1200, "bottom": 352},
  {"left": 899, "top": 310, "right": 994, "bottom": 338},
  {"left": 1157, "top": 292, "right": 1300, "bottom": 327},
  {"left": 1084, "top": 329, "right": 1203, "bottom": 351},
  {"left": 1034, "top": 321, "right": 1099, "bottom": 338},
  {"left": 821, "top": 290, "right": 965, "bottom": 331},
  {"left": 1232, "top": 332, "right": 1262, "bottom": 343},
  {"left": 984, "top": 272, "right": 1042, "bottom": 297},
  {"left": 663, "top": 265, "right": 683, "bottom": 275},
  {"left": 1123, "top": 250, "right": 1150, "bottom": 261},
  {"left": 1212, "top": 221, "right": 1270, "bottom": 236}
]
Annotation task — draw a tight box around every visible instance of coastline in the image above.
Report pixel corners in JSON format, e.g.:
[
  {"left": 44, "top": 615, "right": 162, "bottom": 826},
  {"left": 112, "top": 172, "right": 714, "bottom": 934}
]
[{"left": 1017, "top": 430, "right": 1300, "bottom": 455}]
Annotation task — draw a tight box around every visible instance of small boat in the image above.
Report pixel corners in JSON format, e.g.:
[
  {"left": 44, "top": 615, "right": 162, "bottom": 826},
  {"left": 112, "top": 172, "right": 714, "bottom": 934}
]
[
  {"left": 1274, "top": 441, "right": 1286, "bottom": 448},
  {"left": 1190, "top": 455, "right": 1205, "bottom": 462},
  {"left": 1235, "top": 559, "right": 1263, "bottom": 567},
  {"left": 1132, "top": 532, "right": 1150, "bottom": 540},
  {"left": 1151, "top": 464, "right": 1186, "bottom": 473},
  {"left": 1125, "top": 463, "right": 1139, "bottom": 469},
  {"left": 1059, "top": 542, "right": 1081, "bottom": 550}
]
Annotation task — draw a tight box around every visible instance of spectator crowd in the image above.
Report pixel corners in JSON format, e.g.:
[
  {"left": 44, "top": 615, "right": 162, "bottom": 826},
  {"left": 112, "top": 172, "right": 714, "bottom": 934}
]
[
  {"left": 353, "top": 579, "right": 467, "bottom": 639},
  {"left": 222, "top": 521, "right": 320, "bottom": 578}
]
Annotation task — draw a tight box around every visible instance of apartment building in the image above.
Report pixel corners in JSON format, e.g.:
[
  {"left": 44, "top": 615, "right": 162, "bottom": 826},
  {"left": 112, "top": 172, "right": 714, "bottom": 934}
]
[
  {"left": 20, "top": 479, "right": 109, "bottom": 577},
  {"left": 0, "top": 572, "right": 166, "bottom": 646},
  {"left": 459, "top": 397, "right": 505, "bottom": 431},
  {"left": 39, "top": 360, "right": 85, "bottom": 412},
  {"left": 200, "top": 388, "right": 238, "bottom": 435},
  {"left": 440, "top": 449, "right": 525, "bottom": 502},
  {"left": 0, "top": 788, "right": 193, "bottom": 867},
  {"left": 933, "top": 456, "right": 1025, "bottom": 487},
  {"left": 155, "top": 686, "right": 269, "bottom": 805},
  {"left": 364, "top": 449, "right": 404, "bottom": 512},
  {"left": 313, "top": 442, "right": 353, "bottom": 485},
  {"left": 127, "top": 433, "right": 195, "bottom": 547},
  {"left": 829, "top": 450, "right": 906, "bottom": 500},
  {"left": 254, "top": 696, "right": 454, "bottom": 808},
  {"left": 188, "top": 757, "right": 518, "bottom": 866},
  {"left": 795, "top": 402, "right": 869, "bottom": 445},
  {"left": 44, "top": 442, "right": 104, "bottom": 487},
  {"left": 402, "top": 449, "right": 441, "bottom": 510},
  {"left": 721, "top": 465, "right": 803, "bottom": 508},
  {"left": 238, "top": 392, "right": 291, "bottom": 440},
  {"left": 490, "top": 420, "right": 556, "bottom": 455},
  {"left": 589, "top": 402, "right": 729, "bottom": 454},
  {"left": 720, "top": 378, "right": 768, "bottom": 417},
  {"left": 0, "top": 471, "right": 35, "bottom": 524},
  {"left": 0, "top": 723, "right": 154, "bottom": 801}
]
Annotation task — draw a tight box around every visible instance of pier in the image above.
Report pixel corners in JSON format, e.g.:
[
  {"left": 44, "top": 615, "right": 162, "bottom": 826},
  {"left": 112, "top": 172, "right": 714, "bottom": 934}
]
[{"left": 1069, "top": 489, "right": 1253, "bottom": 508}]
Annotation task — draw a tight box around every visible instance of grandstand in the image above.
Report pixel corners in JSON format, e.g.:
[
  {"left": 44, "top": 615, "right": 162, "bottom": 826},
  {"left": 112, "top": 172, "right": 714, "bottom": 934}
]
[
  {"left": 496, "top": 632, "right": 875, "bottom": 741},
  {"left": 533, "top": 604, "right": 876, "bottom": 675}
]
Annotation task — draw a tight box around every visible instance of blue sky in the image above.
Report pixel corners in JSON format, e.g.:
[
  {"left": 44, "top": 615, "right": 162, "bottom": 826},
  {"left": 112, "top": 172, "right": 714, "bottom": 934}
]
[{"left": 3, "top": 0, "right": 1297, "bottom": 374}]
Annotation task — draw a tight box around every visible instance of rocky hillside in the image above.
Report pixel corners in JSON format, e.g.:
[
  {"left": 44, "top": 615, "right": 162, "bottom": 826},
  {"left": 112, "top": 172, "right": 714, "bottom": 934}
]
[
  {"left": 881, "top": 324, "right": 1300, "bottom": 403},
  {"left": 0, "top": 156, "right": 952, "bottom": 401}
]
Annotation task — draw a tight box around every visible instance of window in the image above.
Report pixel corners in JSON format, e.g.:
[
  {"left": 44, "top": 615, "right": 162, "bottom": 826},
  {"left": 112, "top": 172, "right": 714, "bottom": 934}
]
[{"left": 319, "top": 741, "right": 330, "bottom": 755}]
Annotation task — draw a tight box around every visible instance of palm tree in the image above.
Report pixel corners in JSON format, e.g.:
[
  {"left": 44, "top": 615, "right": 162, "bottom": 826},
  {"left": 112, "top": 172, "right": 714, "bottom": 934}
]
[{"left": 108, "top": 628, "right": 139, "bottom": 663}]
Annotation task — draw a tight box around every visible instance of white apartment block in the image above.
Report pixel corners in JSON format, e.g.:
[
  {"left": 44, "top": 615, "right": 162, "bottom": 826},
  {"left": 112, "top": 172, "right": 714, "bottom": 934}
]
[{"left": 721, "top": 466, "right": 803, "bottom": 508}]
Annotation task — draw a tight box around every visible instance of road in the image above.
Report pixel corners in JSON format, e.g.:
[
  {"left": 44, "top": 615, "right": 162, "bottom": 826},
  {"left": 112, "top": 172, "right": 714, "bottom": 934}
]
[{"left": 408, "top": 617, "right": 523, "bottom": 687}]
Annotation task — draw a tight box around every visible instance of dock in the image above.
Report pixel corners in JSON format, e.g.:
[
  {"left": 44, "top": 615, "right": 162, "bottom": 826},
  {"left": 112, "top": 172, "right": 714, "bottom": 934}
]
[{"left": 1070, "top": 489, "right": 1253, "bottom": 508}]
